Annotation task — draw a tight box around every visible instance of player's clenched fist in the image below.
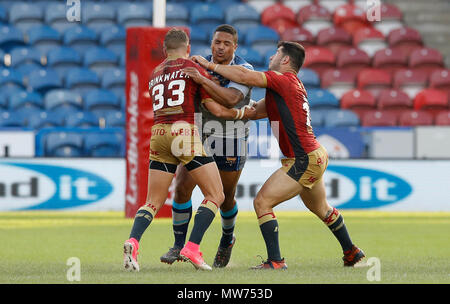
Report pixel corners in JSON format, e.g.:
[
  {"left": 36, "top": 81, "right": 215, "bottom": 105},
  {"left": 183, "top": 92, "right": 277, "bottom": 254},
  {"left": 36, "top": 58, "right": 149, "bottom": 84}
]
[{"left": 190, "top": 55, "right": 210, "bottom": 69}]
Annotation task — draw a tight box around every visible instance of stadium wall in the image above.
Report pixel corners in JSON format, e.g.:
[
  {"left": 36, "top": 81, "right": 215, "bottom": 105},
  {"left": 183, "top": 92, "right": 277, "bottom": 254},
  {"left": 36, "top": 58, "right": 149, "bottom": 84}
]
[{"left": 0, "top": 158, "right": 448, "bottom": 212}]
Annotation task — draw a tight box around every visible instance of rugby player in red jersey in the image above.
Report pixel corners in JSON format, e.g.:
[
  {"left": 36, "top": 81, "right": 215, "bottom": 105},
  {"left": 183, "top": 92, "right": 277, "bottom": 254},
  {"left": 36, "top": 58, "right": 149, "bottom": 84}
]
[
  {"left": 123, "top": 29, "right": 255, "bottom": 271},
  {"left": 185, "top": 41, "right": 366, "bottom": 269}
]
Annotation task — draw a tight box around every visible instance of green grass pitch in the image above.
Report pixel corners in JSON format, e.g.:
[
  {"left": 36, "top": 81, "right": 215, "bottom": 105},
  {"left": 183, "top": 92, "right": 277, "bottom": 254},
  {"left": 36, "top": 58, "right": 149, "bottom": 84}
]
[{"left": 0, "top": 211, "right": 449, "bottom": 284}]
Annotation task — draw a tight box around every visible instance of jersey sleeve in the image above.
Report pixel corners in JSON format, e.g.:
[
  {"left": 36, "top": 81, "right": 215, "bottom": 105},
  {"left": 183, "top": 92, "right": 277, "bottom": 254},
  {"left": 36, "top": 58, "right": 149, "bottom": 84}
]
[
  {"left": 195, "top": 63, "right": 214, "bottom": 103},
  {"left": 263, "top": 70, "right": 288, "bottom": 92}
]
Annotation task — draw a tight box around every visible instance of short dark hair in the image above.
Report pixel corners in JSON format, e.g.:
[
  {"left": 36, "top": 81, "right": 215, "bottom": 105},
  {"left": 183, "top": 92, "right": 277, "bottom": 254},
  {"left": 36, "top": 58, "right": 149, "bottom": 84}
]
[
  {"left": 214, "top": 24, "right": 238, "bottom": 44},
  {"left": 277, "top": 41, "right": 306, "bottom": 72},
  {"left": 164, "top": 28, "right": 189, "bottom": 51}
]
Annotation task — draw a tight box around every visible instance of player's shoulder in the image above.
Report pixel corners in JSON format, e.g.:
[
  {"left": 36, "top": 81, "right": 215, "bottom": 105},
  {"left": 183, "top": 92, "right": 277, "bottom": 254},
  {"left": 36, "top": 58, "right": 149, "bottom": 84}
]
[{"left": 233, "top": 55, "right": 254, "bottom": 71}]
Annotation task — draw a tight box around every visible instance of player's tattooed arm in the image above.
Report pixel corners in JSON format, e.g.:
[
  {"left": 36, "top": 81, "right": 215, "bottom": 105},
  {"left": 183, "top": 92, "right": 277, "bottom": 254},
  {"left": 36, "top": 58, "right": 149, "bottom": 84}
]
[
  {"left": 203, "top": 99, "right": 256, "bottom": 120},
  {"left": 191, "top": 55, "right": 267, "bottom": 88},
  {"left": 182, "top": 67, "right": 243, "bottom": 108}
]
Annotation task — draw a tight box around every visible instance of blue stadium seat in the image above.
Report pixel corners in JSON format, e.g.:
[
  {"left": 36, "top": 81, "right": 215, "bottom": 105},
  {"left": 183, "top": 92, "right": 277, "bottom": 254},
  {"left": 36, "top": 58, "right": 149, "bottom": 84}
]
[
  {"left": 190, "top": 3, "right": 224, "bottom": 32},
  {"left": 251, "top": 87, "right": 266, "bottom": 101},
  {"left": 0, "top": 25, "right": 26, "bottom": 52},
  {"left": 0, "top": 67, "right": 25, "bottom": 92},
  {"left": 189, "top": 25, "right": 209, "bottom": 45},
  {"left": 63, "top": 26, "right": 98, "bottom": 55},
  {"left": 84, "top": 89, "right": 121, "bottom": 113},
  {"left": 65, "top": 67, "right": 100, "bottom": 95},
  {"left": 191, "top": 44, "right": 211, "bottom": 58},
  {"left": 298, "top": 68, "right": 321, "bottom": 89},
  {"left": 27, "top": 69, "right": 62, "bottom": 95},
  {"left": 83, "top": 47, "right": 118, "bottom": 76},
  {"left": 119, "top": 52, "right": 126, "bottom": 67},
  {"left": 82, "top": 2, "right": 116, "bottom": 34},
  {"left": 0, "top": 49, "right": 4, "bottom": 67},
  {"left": 100, "top": 25, "right": 126, "bottom": 57},
  {"left": 244, "top": 25, "right": 280, "bottom": 57},
  {"left": 84, "top": 132, "right": 124, "bottom": 157},
  {"left": 27, "top": 111, "right": 65, "bottom": 129},
  {"left": 101, "top": 68, "right": 125, "bottom": 97},
  {"left": 235, "top": 47, "right": 264, "bottom": 67},
  {"left": 45, "top": 3, "right": 78, "bottom": 34},
  {"left": 324, "top": 109, "right": 360, "bottom": 127},
  {"left": 310, "top": 109, "right": 327, "bottom": 127},
  {"left": 0, "top": 4, "right": 6, "bottom": 24},
  {"left": 0, "top": 111, "right": 25, "bottom": 128},
  {"left": 65, "top": 111, "right": 100, "bottom": 128},
  {"left": 104, "top": 110, "right": 125, "bottom": 128},
  {"left": 0, "top": 93, "right": 7, "bottom": 109},
  {"left": 307, "top": 89, "right": 339, "bottom": 110},
  {"left": 45, "top": 132, "right": 84, "bottom": 157},
  {"left": 27, "top": 25, "right": 61, "bottom": 55},
  {"left": 44, "top": 89, "right": 83, "bottom": 114},
  {"left": 117, "top": 3, "right": 152, "bottom": 28},
  {"left": 8, "top": 90, "right": 44, "bottom": 112},
  {"left": 9, "top": 2, "right": 44, "bottom": 32},
  {"left": 47, "top": 46, "right": 82, "bottom": 78},
  {"left": 166, "top": 3, "right": 189, "bottom": 27},
  {"left": 225, "top": 3, "right": 260, "bottom": 30},
  {"left": 9, "top": 47, "right": 44, "bottom": 76}
]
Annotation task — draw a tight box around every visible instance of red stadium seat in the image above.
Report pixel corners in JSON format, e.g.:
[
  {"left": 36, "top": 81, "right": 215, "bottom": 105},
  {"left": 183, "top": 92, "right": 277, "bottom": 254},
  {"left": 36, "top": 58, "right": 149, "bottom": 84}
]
[
  {"left": 374, "top": 3, "right": 403, "bottom": 35},
  {"left": 267, "top": 18, "right": 299, "bottom": 35},
  {"left": 297, "top": 4, "right": 332, "bottom": 36},
  {"left": 372, "top": 48, "right": 408, "bottom": 76},
  {"left": 393, "top": 68, "right": 428, "bottom": 99},
  {"left": 336, "top": 47, "right": 371, "bottom": 77},
  {"left": 261, "top": 3, "right": 296, "bottom": 28},
  {"left": 353, "top": 27, "right": 387, "bottom": 57},
  {"left": 321, "top": 68, "right": 356, "bottom": 99},
  {"left": 398, "top": 110, "right": 433, "bottom": 126},
  {"left": 341, "top": 89, "right": 377, "bottom": 119},
  {"left": 361, "top": 110, "right": 398, "bottom": 127},
  {"left": 409, "top": 47, "right": 445, "bottom": 76},
  {"left": 387, "top": 27, "right": 423, "bottom": 57},
  {"left": 303, "top": 46, "right": 335, "bottom": 77},
  {"left": 333, "top": 4, "right": 370, "bottom": 34},
  {"left": 316, "top": 27, "right": 352, "bottom": 55},
  {"left": 280, "top": 27, "right": 315, "bottom": 48},
  {"left": 413, "top": 89, "right": 449, "bottom": 117},
  {"left": 435, "top": 111, "right": 450, "bottom": 126},
  {"left": 377, "top": 89, "right": 413, "bottom": 116},
  {"left": 429, "top": 69, "right": 450, "bottom": 94},
  {"left": 357, "top": 68, "right": 392, "bottom": 98}
]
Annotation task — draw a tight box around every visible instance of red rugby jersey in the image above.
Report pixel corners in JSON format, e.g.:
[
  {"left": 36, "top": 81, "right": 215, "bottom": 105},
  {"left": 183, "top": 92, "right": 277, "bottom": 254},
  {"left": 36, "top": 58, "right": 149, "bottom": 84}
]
[
  {"left": 149, "top": 57, "right": 211, "bottom": 124},
  {"left": 263, "top": 70, "right": 320, "bottom": 157}
]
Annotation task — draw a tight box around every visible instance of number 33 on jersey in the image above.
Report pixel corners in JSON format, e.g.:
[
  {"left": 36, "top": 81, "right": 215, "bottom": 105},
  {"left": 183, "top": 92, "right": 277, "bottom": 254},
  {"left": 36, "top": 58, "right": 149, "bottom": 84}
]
[{"left": 148, "top": 58, "right": 212, "bottom": 124}]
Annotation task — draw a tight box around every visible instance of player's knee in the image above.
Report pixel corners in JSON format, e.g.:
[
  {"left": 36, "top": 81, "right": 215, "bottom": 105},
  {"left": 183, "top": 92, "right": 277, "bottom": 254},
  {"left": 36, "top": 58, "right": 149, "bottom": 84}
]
[{"left": 253, "top": 193, "right": 268, "bottom": 213}]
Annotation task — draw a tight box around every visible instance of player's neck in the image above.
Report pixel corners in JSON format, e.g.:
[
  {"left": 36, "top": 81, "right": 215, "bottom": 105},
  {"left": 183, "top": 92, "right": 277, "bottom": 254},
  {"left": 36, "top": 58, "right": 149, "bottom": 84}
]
[{"left": 166, "top": 52, "right": 187, "bottom": 60}]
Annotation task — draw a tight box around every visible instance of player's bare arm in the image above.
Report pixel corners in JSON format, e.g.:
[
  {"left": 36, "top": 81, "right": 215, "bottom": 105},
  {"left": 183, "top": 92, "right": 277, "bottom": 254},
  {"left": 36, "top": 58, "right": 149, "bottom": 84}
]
[
  {"left": 191, "top": 55, "right": 267, "bottom": 88},
  {"left": 203, "top": 98, "right": 256, "bottom": 120},
  {"left": 182, "top": 66, "right": 244, "bottom": 108}
]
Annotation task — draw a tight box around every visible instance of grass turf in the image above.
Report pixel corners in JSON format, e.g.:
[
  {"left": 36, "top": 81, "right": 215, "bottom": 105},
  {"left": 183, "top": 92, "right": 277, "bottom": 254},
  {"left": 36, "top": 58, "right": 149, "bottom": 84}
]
[{"left": 0, "top": 211, "right": 449, "bottom": 284}]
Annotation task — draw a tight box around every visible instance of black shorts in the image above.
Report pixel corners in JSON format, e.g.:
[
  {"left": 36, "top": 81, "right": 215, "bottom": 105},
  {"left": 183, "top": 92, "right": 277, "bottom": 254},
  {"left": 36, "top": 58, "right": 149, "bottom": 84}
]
[{"left": 203, "top": 135, "right": 248, "bottom": 172}]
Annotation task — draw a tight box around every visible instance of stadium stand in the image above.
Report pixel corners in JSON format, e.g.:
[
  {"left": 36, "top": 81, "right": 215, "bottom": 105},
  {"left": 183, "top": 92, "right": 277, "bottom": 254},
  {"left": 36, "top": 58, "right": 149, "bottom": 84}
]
[{"left": 0, "top": 0, "right": 448, "bottom": 158}]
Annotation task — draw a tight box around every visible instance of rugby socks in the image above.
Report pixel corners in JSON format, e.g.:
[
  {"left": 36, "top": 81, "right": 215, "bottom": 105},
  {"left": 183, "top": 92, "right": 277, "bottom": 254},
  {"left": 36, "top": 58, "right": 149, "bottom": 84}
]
[
  {"left": 323, "top": 207, "right": 353, "bottom": 252},
  {"left": 258, "top": 212, "right": 282, "bottom": 261},
  {"left": 219, "top": 204, "right": 238, "bottom": 248},
  {"left": 129, "top": 203, "right": 157, "bottom": 242},
  {"left": 172, "top": 199, "right": 193, "bottom": 248},
  {"left": 188, "top": 199, "right": 219, "bottom": 245}
]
